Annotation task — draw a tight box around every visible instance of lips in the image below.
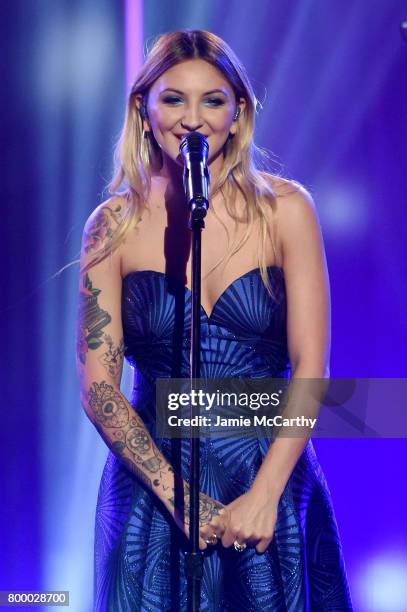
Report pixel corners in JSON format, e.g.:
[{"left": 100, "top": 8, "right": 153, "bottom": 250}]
[{"left": 174, "top": 133, "right": 208, "bottom": 140}]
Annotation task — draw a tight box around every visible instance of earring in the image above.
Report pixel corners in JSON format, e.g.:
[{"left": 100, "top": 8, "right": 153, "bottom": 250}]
[
  {"left": 140, "top": 130, "right": 150, "bottom": 165},
  {"left": 140, "top": 99, "right": 148, "bottom": 119},
  {"left": 233, "top": 107, "right": 241, "bottom": 121}
]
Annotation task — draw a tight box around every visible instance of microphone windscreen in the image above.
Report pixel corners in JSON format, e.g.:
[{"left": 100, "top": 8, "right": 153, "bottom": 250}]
[{"left": 180, "top": 132, "right": 208, "bottom": 157}]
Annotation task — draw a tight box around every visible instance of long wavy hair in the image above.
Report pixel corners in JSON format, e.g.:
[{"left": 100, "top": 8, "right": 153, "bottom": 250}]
[{"left": 85, "top": 29, "right": 284, "bottom": 293}]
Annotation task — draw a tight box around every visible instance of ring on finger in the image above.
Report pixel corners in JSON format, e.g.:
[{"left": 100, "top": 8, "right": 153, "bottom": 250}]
[
  {"left": 233, "top": 540, "right": 247, "bottom": 552},
  {"left": 205, "top": 533, "right": 218, "bottom": 546}
]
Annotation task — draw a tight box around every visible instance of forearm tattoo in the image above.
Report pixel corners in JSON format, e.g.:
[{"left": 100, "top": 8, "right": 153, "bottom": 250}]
[
  {"left": 98, "top": 334, "right": 125, "bottom": 379},
  {"left": 77, "top": 268, "right": 170, "bottom": 493},
  {"left": 88, "top": 381, "right": 168, "bottom": 490},
  {"left": 88, "top": 381, "right": 129, "bottom": 427}
]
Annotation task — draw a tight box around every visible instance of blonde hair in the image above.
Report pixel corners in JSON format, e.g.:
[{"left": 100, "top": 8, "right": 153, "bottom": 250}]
[{"left": 85, "top": 29, "right": 284, "bottom": 294}]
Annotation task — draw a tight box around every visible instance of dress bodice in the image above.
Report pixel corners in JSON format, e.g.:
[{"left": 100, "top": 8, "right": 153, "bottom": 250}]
[{"left": 121, "top": 266, "right": 291, "bottom": 384}]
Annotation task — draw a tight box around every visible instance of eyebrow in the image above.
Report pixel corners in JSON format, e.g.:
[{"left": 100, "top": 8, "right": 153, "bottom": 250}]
[{"left": 160, "top": 88, "right": 229, "bottom": 96}]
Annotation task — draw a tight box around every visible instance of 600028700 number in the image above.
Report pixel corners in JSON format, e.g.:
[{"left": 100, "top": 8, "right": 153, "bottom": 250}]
[{"left": 0, "top": 591, "right": 69, "bottom": 606}]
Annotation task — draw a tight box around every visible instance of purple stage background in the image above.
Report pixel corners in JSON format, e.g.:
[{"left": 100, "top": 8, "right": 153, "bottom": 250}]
[{"left": 1, "top": 1, "right": 406, "bottom": 610}]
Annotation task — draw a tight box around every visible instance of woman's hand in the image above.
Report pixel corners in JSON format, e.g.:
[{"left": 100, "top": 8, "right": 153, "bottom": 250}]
[
  {"left": 220, "top": 487, "right": 279, "bottom": 554},
  {"left": 171, "top": 481, "right": 230, "bottom": 550},
  {"left": 195, "top": 490, "right": 231, "bottom": 550}
]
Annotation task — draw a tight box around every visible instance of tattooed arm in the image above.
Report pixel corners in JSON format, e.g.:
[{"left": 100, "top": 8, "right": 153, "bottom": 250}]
[{"left": 77, "top": 199, "right": 228, "bottom": 548}]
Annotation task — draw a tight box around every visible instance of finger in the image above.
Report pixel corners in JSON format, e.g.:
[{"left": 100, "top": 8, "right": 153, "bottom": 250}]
[
  {"left": 255, "top": 538, "right": 272, "bottom": 554},
  {"left": 216, "top": 523, "right": 227, "bottom": 538},
  {"left": 218, "top": 507, "right": 231, "bottom": 521},
  {"left": 199, "top": 536, "right": 208, "bottom": 550},
  {"left": 216, "top": 508, "right": 231, "bottom": 536},
  {"left": 246, "top": 536, "right": 261, "bottom": 547},
  {"left": 208, "top": 514, "right": 222, "bottom": 527},
  {"left": 199, "top": 526, "right": 214, "bottom": 543},
  {"left": 206, "top": 516, "right": 228, "bottom": 538},
  {"left": 202, "top": 513, "right": 229, "bottom": 534},
  {"left": 211, "top": 511, "right": 230, "bottom": 526},
  {"left": 221, "top": 527, "right": 238, "bottom": 548},
  {"left": 184, "top": 522, "right": 208, "bottom": 550},
  {"left": 200, "top": 525, "right": 221, "bottom": 546}
]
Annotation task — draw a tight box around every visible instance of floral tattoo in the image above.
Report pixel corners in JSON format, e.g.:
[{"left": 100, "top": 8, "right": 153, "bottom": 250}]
[
  {"left": 83, "top": 204, "right": 124, "bottom": 254},
  {"left": 98, "top": 334, "right": 125, "bottom": 379}
]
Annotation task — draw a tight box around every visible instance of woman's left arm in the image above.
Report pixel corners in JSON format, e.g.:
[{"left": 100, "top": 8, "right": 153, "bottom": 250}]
[{"left": 220, "top": 184, "right": 331, "bottom": 553}]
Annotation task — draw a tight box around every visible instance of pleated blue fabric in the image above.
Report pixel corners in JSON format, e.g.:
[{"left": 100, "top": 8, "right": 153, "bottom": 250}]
[{"left": 94, "top": 267, "right": 353, "bottom": 611}]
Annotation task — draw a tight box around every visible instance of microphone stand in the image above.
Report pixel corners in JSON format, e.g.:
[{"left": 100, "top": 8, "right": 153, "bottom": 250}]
[
  {"left": 180, "top": 133, "right": 209, "bottom": 612},
  {"left": 186, "top": 210, "right": 204, "bottom": 612}
]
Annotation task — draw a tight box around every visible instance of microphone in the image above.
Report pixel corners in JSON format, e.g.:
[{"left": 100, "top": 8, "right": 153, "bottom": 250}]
[
  {"left": 401, "top": 20, "right": 407, "bottom": 43},
  {"left": 179, "top": 132, "right": 210, "bottom": 220}
]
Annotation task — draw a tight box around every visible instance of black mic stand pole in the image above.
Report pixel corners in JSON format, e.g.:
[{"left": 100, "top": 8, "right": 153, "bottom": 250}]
[
  {"left": 187, "top": 209, "right": 204, "bottom": 612},
  {"left": 180, "top": 133, "right": 210, "bottom": 612}
]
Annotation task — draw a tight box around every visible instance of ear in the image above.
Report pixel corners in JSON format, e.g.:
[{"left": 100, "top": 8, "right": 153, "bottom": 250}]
[
  {"left": 229, "top": 97, "right": 246, "bottom": 135},
  {"left": 134, "top": 94, "right": 151, "bottom": 132}
]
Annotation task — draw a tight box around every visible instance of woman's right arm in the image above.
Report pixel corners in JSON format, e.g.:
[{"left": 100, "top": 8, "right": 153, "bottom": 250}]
[{"left": 76, "top": 198, "right": 227, "bottom": 547}]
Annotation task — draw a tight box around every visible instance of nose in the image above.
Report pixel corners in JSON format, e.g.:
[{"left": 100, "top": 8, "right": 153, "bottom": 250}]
[{"left": 180, "top": 103, "right": 204, "bottom": 131}]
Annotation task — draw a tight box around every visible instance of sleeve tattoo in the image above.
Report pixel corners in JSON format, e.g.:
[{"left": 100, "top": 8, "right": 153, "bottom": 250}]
[
  {"left": 83, "top": 204, "right": 124, "bottom": 254},
  {"left": 76, "top": 274, "right": 125, "bottom": 381},
  {"left": 88, "top": 381, "right": 168, "bottom": 490}
]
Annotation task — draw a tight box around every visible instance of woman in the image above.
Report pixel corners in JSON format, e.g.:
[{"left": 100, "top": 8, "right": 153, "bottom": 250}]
[{"left": 77, "top": 30, "right": 353, "bottom": 611}]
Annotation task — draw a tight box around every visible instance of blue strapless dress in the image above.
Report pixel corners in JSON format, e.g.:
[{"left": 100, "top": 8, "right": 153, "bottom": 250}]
[{"left": 94, "top": 267, "right": 353, "bottom": 611}]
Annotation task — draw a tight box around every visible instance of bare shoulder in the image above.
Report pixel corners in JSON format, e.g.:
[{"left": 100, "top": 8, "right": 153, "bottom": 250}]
[
  {"left": 282, "top": 192, "right": 322, "bottom": 271},
  {"left": 82, "top": 195, "right": 128, "bottom": 254},
  {"left": 259, "top": 174, "right": 321, "bottom": 262},
  {"left": 264, "top": 174, "right": 319, "bottom": 231},
  {"left": 79, "top": 194, "right": 131, "bottom": 278},
  {"left": 261, "top": 173, "right": 315, "bottom": 210}
]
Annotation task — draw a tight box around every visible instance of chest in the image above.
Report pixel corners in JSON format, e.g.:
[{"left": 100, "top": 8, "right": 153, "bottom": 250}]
[{"left": 120, "top": 203, "right": 278, "bottom": 318}]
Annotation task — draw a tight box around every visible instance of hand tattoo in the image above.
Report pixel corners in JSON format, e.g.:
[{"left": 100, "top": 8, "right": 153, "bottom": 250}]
[{"left": 169, "top": 481, "right": 224, "bottom": 527}]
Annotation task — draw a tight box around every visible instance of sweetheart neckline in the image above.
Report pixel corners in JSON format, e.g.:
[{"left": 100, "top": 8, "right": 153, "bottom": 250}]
[{"left": 122, "top": 265, "right": 284, "bottom": 320}]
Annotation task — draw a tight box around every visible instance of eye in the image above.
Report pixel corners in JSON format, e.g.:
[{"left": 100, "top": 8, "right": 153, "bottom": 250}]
[
  {"left": 162, "top": 95, "right": 183, "bottom": 105},
  {"left": 204, "top": 97, "right": 225, "bottom": 107}
]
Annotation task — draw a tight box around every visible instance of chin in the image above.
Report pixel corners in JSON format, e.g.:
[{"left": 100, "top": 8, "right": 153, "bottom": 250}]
[{"left": 160, "top": 149, "right": 184, "bottom": 170}]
